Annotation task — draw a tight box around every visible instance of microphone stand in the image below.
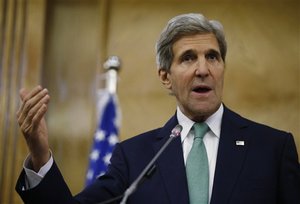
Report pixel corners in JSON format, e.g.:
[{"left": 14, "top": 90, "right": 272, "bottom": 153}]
[
  {"left": 119, "top": 134, "right": 178, "bottom": 204},
  {"left": 97, "top": 124, "right": 182, "bottom": 204},
  {"left": 98, "top": 195, "right": 124, "bottom": 204},
  {"left": 98, "top": 165, "right": 156, "bottom": 204}
]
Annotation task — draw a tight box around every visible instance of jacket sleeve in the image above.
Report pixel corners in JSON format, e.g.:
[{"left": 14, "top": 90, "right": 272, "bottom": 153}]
[
  {"left": 15, "top": 143, "right": 128, "bottom": 204},
  {"left": 15, "top": 161, "right": 76, "bottom": 204}
]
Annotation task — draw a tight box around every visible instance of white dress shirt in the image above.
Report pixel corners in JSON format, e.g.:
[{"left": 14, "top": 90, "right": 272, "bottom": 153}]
[{"left": 177, "top": 104, "right": 223, "bottom": 202}]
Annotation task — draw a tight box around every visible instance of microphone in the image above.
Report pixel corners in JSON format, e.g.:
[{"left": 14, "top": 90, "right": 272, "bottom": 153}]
[{"left": 119, "top": 124, "right": 183, "bottom": 204}]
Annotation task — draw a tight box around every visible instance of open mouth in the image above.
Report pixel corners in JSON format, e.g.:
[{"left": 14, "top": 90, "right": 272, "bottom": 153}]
[{"left": 192, "top": 86, "right": 211, "bottom": 94}]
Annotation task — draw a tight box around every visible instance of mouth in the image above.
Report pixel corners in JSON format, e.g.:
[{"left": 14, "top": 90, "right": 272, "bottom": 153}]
[{"left": 192, "top": 85, "right": 212, "bottom": 94}]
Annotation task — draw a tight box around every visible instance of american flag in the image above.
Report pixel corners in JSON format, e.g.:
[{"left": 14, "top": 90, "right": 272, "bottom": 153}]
[{"left": 85, "top": 90, "right": 121, "bottom": 186}]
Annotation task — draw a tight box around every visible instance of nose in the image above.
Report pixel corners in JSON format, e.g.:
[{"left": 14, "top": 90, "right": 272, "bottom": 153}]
[{"left": 194, "top": 58, "right": 209, "bottom": 78}]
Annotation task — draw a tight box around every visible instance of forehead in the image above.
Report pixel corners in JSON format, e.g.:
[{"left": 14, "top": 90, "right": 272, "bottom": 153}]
[{"left": 172, "top": 33, "right": 220, "bottom": 55}]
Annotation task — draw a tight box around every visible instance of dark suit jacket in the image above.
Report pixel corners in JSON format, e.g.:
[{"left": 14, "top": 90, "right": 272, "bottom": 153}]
[{"left": 16, "top": 107, "right": 300, "bottom": 204}]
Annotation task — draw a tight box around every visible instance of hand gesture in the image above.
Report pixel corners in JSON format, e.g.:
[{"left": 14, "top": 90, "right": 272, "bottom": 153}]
[{"left": 17, "top": 85, "right": 51, "bottom": 172}]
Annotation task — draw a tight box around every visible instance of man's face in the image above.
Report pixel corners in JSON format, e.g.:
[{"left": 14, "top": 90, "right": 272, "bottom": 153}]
[{"left": 159, "top": 33, "right": 225, "bottom": 121}]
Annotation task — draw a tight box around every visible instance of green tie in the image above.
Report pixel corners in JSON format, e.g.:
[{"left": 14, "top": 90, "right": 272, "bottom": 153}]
[{"left": 186, "top": 123, "right": 209, "bottom": 204}]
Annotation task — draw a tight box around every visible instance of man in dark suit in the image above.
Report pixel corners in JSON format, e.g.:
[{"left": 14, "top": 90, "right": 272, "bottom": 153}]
[{"left": 16, "top": 13, "right": 300, "bottom": 204}]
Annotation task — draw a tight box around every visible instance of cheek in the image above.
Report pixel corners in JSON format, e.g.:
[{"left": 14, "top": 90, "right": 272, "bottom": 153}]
[
  {"left": 211, "top": 68, "right": 224, "bottom": 89},
  {"left": 216, "top": 73, "right": 225, "bottom": 93},
  {"left": 170, "top": 75, "right": 187, "bottom": 95}
]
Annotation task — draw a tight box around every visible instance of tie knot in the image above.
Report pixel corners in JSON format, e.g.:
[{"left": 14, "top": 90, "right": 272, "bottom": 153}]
[{"left": 193, "top": 123, "right": 209, "bottom": 139}]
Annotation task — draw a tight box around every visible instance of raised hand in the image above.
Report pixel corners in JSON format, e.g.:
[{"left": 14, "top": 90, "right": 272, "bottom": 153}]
[{"left": 17, "top": 85, "right": 51, "bottom": 172}]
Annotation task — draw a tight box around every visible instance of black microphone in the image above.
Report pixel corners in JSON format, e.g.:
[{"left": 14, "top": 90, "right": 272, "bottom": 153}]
[
  {"left": 119, "top": 124, "right": 183, "bottom": 204},
  {"left": 97, "top": 124, "right": 183, "bottom": 204}
]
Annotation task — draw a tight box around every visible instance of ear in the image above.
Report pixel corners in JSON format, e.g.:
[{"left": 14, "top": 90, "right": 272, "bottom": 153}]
[{"left": 158, "top": 69, "right": 172, "bottom": 89}]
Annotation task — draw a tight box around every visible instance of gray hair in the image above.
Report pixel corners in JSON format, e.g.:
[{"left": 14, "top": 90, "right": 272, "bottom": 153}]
[{"left": 155, "top": 13, "right": 227, "bottom": 71}]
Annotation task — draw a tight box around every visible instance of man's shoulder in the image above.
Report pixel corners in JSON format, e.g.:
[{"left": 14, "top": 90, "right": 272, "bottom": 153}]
[
  {"left": 120, "top": 114, "right": 178, "bottom": 146},
  {"left": 224, "top": 106, "right": 291, "bottom": 138},
  {"left": 123, "top": 128, "right": 162, "bottom": 144}
]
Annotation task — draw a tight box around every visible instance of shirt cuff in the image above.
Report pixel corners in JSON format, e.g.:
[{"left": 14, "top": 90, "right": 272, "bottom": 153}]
[{"left": 23, "top": 152, "right": 53, "bottom": 190}]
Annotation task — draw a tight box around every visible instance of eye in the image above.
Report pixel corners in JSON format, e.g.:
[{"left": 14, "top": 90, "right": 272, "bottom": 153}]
[
  {"left": 206, "top": 53, "right": 217, "bottom": 60},
  {"left": 180, "top": 52, "right": 197, "bottom": 63},
  {"left": 205, "top": 50, "right": 221, "bottom": 62}
]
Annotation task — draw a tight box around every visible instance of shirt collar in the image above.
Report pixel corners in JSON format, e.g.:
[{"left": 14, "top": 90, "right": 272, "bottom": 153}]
[{"left": 176, "top": 104, "right": 224, "bottom": 142}]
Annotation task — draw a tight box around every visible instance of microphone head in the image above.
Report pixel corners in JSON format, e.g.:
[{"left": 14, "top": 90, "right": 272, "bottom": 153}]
[{"left": 170, "top": 124, "right": 183, "bottom": 138}]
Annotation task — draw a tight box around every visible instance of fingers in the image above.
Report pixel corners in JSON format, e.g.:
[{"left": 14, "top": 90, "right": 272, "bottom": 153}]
[
  {"left": 17, "top": 86, "right": 41, "bottom": 117},
  {"left": 22, "top": 103, "right": 48, "bottom": 134},
  {"left": 17, "top": 85, "right": 50, "bottom": 136},
  {"left": 18, "top": 85, "right": 44, "bottom": 110}
]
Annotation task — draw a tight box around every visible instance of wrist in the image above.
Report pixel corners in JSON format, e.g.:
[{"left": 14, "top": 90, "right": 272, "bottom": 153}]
[{"left": 31, "top": 150, "right": 51, "bottom": 172}]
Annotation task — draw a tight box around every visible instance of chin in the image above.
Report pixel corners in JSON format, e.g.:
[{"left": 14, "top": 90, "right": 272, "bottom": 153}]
[{"left": 190, "top": 103, "right": 220, "bottom": 120}]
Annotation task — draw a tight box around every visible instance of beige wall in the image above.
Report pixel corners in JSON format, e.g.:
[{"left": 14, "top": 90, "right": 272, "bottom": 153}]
[{"left": 0, "top": 0, "right": 299, "bottom": 203}]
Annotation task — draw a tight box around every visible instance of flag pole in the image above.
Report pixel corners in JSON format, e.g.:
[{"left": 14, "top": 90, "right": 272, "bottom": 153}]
[
  {"left": 103, "top": 56, "right": 121, "bottom": 94},
  {"left": 85, "top": 56, "right": 121, "bottom": 187}
]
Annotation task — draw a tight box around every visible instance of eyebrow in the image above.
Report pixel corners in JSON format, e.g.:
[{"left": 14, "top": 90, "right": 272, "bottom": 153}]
[
  {"left": 205, "top": 49, "right": 221, "bottom": 56},
  {"left": 177, "top": 49, "right": 197, "bottom": 57},
  {"left": 178, "top": 48, "right": 221, "bottom": 59},
  {"left": 180, "top": 49, "right": 195, "bottom": 56}
]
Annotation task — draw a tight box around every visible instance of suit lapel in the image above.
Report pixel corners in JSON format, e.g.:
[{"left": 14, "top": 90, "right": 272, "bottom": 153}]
[
  {"left": 153, "top": 116, "right": 190, "bottom": 204},
  {"left": 210, "top": 107, "right": 250, "bottom": 204}
]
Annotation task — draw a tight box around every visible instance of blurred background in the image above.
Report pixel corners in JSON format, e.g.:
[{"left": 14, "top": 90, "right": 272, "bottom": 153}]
[{"left": 0, "top": 0, "right": 299, "bottom": 203}]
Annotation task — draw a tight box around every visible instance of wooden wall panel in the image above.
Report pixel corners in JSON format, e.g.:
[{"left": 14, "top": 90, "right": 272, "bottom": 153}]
[
  {"left": 42, "top": 0, "right": 102, "bottom": 194},
  {"left": 0, "top": 0, "right": 46, "bottom": 203}
]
